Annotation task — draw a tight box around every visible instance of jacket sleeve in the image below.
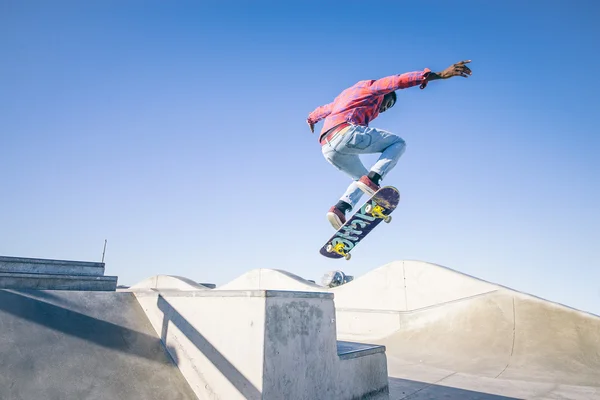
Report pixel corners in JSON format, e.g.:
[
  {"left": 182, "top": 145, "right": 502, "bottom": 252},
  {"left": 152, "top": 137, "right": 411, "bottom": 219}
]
[
  {"left": 307, "top": 102, "right": 333, "bottom": 124},
  {"left": 366, "top": 69, "right": 432, "bottom": 95}
]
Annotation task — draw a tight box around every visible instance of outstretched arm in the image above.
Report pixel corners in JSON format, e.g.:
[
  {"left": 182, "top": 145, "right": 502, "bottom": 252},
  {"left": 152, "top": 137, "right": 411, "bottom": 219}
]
[
  {"left": 306, "top": 102, "right": 333, "bottom": 133},
  {"left": 368, "top": 60, "right": 473, "bottom": 94},
  {"left": 368, "top": 69, "right": 432, "bottom": 95},
  {"left": 425, "top": 60, "right": 472, "bottom": 82}
]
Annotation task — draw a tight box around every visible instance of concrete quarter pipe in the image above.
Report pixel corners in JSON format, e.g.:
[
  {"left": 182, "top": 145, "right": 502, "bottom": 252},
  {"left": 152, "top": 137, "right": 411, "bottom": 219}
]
[{"left": 332, "top": 261, "right": 600, "bottom": 398}]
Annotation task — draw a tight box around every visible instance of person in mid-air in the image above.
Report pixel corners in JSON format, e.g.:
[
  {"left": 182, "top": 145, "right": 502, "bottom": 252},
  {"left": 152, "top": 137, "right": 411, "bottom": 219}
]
[{"left": 307, "top": 60, "right": 472, "bottom": 230}]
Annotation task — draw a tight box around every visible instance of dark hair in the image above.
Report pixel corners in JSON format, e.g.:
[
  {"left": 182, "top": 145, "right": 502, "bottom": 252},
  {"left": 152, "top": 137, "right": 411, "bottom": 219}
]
[{"left": 385, "top": 91, "right": 397, "bottom": 106}]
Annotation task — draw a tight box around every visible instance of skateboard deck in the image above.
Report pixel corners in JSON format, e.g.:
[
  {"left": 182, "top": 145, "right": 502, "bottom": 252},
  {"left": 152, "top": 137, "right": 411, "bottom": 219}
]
[{"left": 319, "top": 186, "right": 400, "bottom": 260}]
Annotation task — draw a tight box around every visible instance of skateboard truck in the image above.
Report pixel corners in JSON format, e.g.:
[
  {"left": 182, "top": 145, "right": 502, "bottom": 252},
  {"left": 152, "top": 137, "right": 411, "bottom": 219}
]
[
  {"left": 326, "top": 242, "right": 352, "bottom": 260},
  {"left": 365, "top": 203, "right": 392, "bottom": 223}
]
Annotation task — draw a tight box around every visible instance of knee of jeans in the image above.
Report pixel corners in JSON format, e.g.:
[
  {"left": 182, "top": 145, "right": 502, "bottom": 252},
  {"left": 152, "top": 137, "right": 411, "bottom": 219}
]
[{"left": 395, "top": 138, "right": 407, "bottom": 155}]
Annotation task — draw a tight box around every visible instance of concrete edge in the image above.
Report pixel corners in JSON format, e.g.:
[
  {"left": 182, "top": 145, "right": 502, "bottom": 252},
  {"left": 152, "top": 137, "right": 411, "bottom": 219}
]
[
  {"left": 0, "top": 256, "right": 105, "bottom": 268},
  {"left": 337, "top": 341, "right": 386, "bottom": 360},
  {"left": 132, "top": 289, "right": 334, "bottom": 299},
  {"left": 0, "top": 272, "right": 117, "bottom": 281},
  {"left": 336, "top": 290, "right": 501, "bottom": 314}
]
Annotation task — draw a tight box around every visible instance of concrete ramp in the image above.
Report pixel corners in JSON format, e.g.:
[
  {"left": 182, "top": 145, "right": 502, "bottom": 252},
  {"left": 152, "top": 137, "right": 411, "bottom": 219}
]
[
  {"left": 0, "top": 289, "right": 197, "bottom": 400},
  {"left": 330, "top": 260, "right": 600, "bottom": 392},
  {"left": 213, "top": 260, "right": 600, "bottom": 397},
  {"left": 376, "top": 290, "right": 600, "bottom": 386},
  {"left": 128, "top": 275, "right": 212, "bottom": 291},
  {"left": 216, "top": 268, "right": 324, "bottom": 292},
  {"left": 334, "top": 260, "right": 498, "bottom": 310}
]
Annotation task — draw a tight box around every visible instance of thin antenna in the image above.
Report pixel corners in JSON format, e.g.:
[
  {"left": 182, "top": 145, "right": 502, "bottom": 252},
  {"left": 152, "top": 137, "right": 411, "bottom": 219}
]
[{"left": 101, "top": 239, "right": 107, "bottom": 263}]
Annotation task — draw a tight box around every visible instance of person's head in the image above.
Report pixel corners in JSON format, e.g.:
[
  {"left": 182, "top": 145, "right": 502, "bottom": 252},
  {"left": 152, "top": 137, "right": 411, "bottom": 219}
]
[{"left": 379, "top": 91, "right": 396, "bottom": 113}]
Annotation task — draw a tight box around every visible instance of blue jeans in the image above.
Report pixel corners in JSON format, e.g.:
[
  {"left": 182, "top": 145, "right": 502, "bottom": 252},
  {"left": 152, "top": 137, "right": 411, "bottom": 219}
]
[{"left": 321, "top": 124, "right": 406, "bottom": 208}]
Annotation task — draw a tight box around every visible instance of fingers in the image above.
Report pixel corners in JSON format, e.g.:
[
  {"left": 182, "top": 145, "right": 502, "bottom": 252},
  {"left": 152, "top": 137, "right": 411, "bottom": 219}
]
[
  {"left": 450, "top": 69, "right": 470, "bottom": 78},
  {"left": 444, "top": 60, "right": 472, "bottom": 78},
  {"left": 455, "top": 63, "right": 472, "bottom": 76},
  {"left": 455, "top": 60, "right": 472, "bottom": 72}
]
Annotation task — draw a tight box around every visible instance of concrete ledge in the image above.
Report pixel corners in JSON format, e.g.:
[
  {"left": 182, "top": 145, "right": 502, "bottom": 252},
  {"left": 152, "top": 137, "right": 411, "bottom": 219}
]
[
  {"left": 132, "top": 288, "right": 334, "bottom": 299},
  {"left": 134, "top": 289, "right": 387, "bottom": 399},
  {"left": 0, "top": 273, "right": 118, "bottom": 291},
  {"left": 127, "top": 275, "right": 213, "bottom": 291},
  {"left": 0, "top": 256, "right": 105, "bottom": 276},
  {"left": 337, "top": 341, "right": 386, "bottom": 360},
  {"left": 338, "top": 351, "right": 389, "bottom": 399}
]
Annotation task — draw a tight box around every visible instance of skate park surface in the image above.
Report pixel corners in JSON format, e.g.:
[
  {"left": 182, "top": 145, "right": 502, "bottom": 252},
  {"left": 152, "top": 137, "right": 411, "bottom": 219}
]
[
  {"left": 1, "top": 259, "right": 599, "bottom": 399},
  {"left": 132, "top": 260, "right": 600, "bottom": 399}
]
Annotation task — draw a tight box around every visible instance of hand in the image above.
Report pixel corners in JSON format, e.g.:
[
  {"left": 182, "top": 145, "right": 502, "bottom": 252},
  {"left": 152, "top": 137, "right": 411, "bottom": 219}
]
[
  {"left": 307, "top": 119, "right": 315, "bottom": 133},
  {"left": 427, "top": 60, "right": 472, "bottom": 82},
  {"left": 437, "top": 60, "right": 472, "bottom": 79}
]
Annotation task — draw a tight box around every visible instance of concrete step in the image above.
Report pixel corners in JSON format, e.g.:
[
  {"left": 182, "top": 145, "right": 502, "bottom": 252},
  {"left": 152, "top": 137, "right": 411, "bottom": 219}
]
[
  {"left": 337, "top": 340, "right": 386, "bottom": 360},
  {"left": 0, "top": 272, "right": 118, "bottom": 291},
  {"left": 0, "top": 256, "right": 105, "bottom": 276}
]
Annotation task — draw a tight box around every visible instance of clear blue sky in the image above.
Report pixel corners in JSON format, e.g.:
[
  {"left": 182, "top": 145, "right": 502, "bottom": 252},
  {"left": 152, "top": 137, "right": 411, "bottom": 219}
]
[{"left": 2, "top": 1, "right": 599, "bottom": 315}]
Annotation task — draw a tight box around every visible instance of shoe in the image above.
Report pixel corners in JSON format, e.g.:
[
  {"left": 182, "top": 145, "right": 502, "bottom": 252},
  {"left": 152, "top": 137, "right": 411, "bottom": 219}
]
[
  {"left": 326, "top": 206, "right": 346, "bottom": 230},
  {"left": 356, "top": 175, "right": 380, "bottom": 196}
]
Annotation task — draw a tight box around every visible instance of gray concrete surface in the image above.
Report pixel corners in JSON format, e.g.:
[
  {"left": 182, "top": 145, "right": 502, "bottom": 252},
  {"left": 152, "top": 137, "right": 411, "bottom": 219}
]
[
  {"left": 127, "top": 274, "right": 212, "bottom": 291},
  {"left": 347, "top": 261, "right": 600, "bottom": 399},
  {"left": 0, "top": 272, "right": 118, "bottom": 291},
  {"left": 133, "top": 288, "right": 388, "bottom": 399},
  {"left": 0, "top": 255, "right": 106, "bottom": 276},
  {"left": 375, "top": 291, "right": 600, "bottom": 386},
  {"left": 201, "top": 260, "right": 600, "bottom": 399},
  {"left": 2, "top": 259, "right": 599, "bottom": 400},
  {"left": 0, "top": 289, "right": 197, "bottom": 400},
  {"left": 333, "top": 261, "right": 600, "bottom": 399}
]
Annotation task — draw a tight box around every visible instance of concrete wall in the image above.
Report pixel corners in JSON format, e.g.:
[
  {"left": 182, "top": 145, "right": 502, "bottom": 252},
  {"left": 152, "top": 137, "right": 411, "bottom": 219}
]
[
  {"left": 262, "top": 294, "right": 339, "bottom": 399},
  {"left": 337, "top": 351, "right": 389, "bottom": 399},
  {"left": 0, "top": 255, "right": 117, "bottom": 291},
  {"left": 133, "top": 289, "right": 388, "bottom": 400},
  {"left": 0, "top": 256, "right": 106, "bottom": 276},
  {"left": 0, "top": 272, "right": 118, "bottom": 291},
  {"left": 135, "top": 290, "right": 267, "bottom": 399}
]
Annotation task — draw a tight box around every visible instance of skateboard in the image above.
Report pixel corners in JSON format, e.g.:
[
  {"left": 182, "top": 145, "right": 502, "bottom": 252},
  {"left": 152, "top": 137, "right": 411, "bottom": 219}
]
[{"left": 319, "top": 186, "right": 400, "bottom": 260}]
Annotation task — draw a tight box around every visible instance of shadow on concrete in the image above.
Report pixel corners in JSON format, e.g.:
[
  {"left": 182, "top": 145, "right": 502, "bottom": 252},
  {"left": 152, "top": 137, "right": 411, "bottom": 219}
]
[
  {"left": 0, "top": 289, "right": 174, "bottom": 363},
  {"left": 388, "top": 377, "right": 523, "bottom": 400},
  {"left": 12, "top": 288, "right": 85, "bottom": 309},
  {"left": 0, "top": 289, "right": 197, "bottom": 399},
  {"left": 157, "top": 294, "right": 262, "bottom": 400}
]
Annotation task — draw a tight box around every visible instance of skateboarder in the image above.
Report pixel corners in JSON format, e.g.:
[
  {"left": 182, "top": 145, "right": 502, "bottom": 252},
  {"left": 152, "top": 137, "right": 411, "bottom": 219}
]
[{"left": 307, "top": 60, "right": 472, "bottom": 229}]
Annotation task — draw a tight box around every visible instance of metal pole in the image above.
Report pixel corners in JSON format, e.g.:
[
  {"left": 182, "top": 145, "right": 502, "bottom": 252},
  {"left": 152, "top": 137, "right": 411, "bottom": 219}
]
[{"left": 101, "top": 239, "right": 107, "bottom": 263}]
